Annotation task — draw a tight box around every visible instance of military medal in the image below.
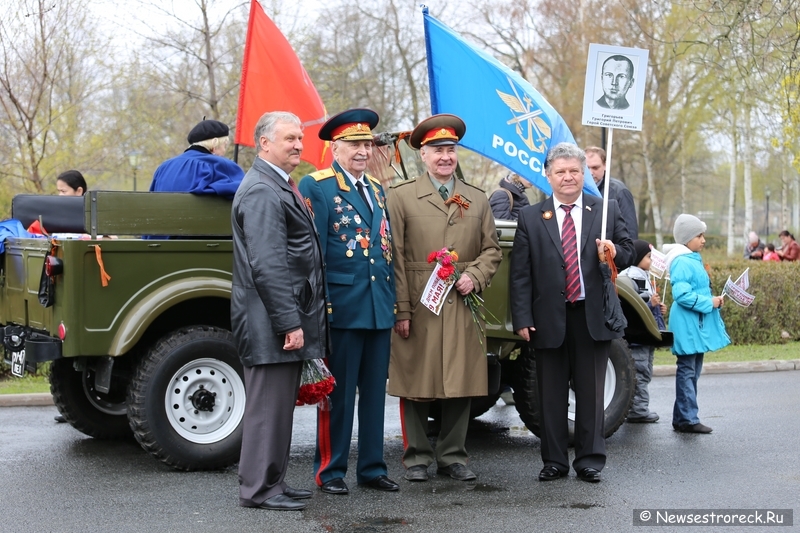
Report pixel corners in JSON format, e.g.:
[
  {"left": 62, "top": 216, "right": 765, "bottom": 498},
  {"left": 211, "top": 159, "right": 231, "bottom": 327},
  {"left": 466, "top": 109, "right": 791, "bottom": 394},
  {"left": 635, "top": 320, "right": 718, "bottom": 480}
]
[
  {"left": 354, "top": 214, "right": 361, "bottom": 224},
  {"left": 346, "top": 204, "right": 354, "bottom": 211},
  {"left": 363, "top": 249, "right": 369, "bottom": 256},
  {"left": 335, "top": 205, "right": 344, "bottom": 214},
  {"left": 333, "top": 222, "right": 340, "bottom": 232},
  {"left": 340, "top": 234, "right": 347, "bottom": 242},
  {"left": 339, "top": 215, "right": 351, "bottom": 226},
  {"left": 346, "top": 239, "right": 357, "bottom": 257},
  {"left": 333, "top": 196, "right": 342, "bottom": 204},
  {"left": 543, "top": 211, "right": 553, "bottom": 220}
]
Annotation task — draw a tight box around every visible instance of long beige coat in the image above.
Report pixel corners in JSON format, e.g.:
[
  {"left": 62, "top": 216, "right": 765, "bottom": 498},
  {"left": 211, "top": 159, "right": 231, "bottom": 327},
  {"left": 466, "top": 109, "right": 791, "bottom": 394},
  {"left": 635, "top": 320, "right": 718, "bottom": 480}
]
[{"left": 387, "top": 176, "right": 501, "bottom": 399}]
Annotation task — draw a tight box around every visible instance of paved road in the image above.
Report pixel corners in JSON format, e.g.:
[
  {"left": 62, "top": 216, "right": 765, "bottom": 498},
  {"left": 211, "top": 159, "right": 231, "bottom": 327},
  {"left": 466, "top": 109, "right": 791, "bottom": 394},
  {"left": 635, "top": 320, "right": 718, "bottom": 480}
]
[{"left": 1, "top": 371, "right": 798, "bottom": 533}]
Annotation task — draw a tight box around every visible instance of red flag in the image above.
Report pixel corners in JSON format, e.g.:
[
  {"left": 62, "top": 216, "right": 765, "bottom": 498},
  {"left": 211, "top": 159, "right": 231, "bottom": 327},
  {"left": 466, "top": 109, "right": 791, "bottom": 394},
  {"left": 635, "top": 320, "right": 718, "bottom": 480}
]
[{"left": 235, "top": 0, "right": 332, "bottom": 169}]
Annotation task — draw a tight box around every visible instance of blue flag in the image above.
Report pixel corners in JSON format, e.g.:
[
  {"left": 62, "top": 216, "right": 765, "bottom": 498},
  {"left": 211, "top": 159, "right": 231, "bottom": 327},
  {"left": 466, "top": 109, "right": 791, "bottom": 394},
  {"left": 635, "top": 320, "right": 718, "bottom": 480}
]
[{"left": 423, "top": 8, "right": 599, "bottom": 196}]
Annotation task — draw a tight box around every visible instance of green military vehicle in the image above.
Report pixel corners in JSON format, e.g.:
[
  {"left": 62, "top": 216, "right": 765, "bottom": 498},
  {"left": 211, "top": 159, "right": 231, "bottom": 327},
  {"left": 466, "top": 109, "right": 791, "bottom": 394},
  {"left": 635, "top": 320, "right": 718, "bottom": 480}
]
[{"left": 1, "top": 164, "right": 669, "bottom": 471}]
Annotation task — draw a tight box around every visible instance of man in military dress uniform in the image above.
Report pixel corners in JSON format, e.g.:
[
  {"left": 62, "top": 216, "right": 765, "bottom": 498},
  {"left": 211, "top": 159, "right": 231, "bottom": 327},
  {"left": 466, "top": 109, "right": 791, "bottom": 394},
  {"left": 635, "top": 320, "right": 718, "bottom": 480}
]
[
  {"left": 387, "top": 114, "right": 501, "bottom": 483},
  {"left": 298, "top": 108, "right": 399, "bottom": 494}
]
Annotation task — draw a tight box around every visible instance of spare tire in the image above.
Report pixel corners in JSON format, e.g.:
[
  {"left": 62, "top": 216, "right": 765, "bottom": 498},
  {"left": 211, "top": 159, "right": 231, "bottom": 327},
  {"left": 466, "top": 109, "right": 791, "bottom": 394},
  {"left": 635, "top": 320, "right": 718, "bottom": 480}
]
[{"left": 513, "top": 338, "right": 635, "bottom": 442}]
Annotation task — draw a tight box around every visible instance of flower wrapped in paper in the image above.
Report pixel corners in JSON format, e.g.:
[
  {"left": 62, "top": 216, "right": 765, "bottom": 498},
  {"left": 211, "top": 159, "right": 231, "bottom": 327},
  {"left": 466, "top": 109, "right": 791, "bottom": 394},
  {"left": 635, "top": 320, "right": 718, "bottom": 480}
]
[
  {"left": 421, "top": 247, "right": 498, "bottom": 345},
  {"left": 296, "top": 358, "right": 336, "bottom": 410}
]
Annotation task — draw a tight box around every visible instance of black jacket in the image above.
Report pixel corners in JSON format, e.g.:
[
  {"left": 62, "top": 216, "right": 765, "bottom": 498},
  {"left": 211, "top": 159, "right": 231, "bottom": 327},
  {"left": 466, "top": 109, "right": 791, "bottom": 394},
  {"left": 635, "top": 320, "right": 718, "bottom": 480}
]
[{"left": 489, "top": 179, "right": 530, "bottom": 221}]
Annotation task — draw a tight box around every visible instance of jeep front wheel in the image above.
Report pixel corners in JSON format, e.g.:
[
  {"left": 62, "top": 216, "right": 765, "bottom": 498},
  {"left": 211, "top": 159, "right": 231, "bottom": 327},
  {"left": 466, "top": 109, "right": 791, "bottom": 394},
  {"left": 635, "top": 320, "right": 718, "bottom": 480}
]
[
  {"left": 127, "top": 326, "right": 245, "bottom": 471},
  {"left": 513, "top": 338, "right": 635, "bottom": 442}
]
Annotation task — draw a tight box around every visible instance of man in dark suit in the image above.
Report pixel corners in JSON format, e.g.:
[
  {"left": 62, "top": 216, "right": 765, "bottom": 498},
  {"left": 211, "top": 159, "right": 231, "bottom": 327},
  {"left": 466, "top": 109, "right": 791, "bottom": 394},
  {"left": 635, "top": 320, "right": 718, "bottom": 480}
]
[
  {"left": 509, "top": 142, "right": 633, "bottom": 483},
  {"left": 298, "top": 109, "right": 399, "bottom": 495},
  {"left": 232, "top": 111, "right": 329, "bottom": 511}
]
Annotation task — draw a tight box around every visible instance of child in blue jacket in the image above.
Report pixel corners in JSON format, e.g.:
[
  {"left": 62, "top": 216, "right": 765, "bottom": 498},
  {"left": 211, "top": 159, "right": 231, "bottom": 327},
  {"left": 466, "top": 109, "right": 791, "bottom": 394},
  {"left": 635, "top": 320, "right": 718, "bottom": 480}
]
[{"left": 666, "top": 214, "right": 730, "bottom": 434}]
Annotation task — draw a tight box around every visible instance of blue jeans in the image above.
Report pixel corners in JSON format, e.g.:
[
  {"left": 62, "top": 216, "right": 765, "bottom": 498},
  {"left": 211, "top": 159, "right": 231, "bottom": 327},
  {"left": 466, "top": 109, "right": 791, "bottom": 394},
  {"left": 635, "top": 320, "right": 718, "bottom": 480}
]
[{"left": 673, "top": 353, "right": 704, "bottom": 426}]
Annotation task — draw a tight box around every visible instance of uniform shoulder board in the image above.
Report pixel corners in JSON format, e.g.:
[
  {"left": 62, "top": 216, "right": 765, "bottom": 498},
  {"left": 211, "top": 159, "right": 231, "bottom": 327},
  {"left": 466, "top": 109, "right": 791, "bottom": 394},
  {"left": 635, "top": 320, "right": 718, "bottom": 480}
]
[
  {"left": 390, "top": 177, "right": 416, "bottom": 189},
  {"left": 309, "top": 168, "right": 335, "bottom": 181},
  {"left": 463, "top": 180, "right": 486, "bottom": 194},
  {"left": 365, "top": 173, "right": 381, "bottom": 185}
]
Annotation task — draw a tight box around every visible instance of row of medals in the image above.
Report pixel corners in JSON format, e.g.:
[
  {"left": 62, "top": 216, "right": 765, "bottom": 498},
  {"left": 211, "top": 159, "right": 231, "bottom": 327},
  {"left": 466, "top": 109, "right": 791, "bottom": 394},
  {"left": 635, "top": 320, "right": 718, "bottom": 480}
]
[{"left": 331, "top": 194, "right": 391, "bottom": 262}]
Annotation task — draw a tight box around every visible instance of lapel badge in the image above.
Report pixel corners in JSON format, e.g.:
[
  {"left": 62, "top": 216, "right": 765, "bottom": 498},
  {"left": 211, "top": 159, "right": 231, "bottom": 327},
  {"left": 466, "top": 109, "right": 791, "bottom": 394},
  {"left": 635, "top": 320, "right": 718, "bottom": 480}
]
[
  {"left": 543, "top": 210, "right": 553, "bottom": 220},
  {"left": 333, "top": 222, "right": 340, "bottom": 232},
  {"left": 340, "top": 234, "right": 347, "bottom": 242},
  {"left": 354, "top": 214, "right": 361, "bottom": 224},
  {"left": 586, "top": 205, "right": 592, "bottom": 211},
  {"left": 333, "top": 196, "right": 342, "bottom": 204}
]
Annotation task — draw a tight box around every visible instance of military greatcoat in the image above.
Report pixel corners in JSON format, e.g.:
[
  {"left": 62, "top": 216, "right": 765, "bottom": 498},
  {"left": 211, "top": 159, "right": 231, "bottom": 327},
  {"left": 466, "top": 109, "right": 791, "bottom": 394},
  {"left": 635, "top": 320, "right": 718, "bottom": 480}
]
[{"left": 387, "top": 175, "right": 501, "bottom": 399}]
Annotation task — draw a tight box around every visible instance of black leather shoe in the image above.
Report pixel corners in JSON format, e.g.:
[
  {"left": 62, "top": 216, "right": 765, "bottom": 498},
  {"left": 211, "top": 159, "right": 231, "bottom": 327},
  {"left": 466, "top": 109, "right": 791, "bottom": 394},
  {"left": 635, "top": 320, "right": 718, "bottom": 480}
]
[
  {"left": 320, "top": 478, "right": 349, "bottom": 495},
  {"left": 404, "top": 465, "right": 429, "bottom": 482},
  {"left": 627, "top": 412, "right": 659, "bottom": 423},
  {"left": 577, "top": 467, "right": 601, "bottom": 483},
  {"left": 284, "top": 486, "right": 312, "bottom": 500},
  {"left": 436, "top": 463, "right": 476, "bottom": 481},
  {"left": 362, "top": 475, "right": 399, "bottom": 492},
  {"left": 538, "top": 466, "right": 566, "bottom": 481},
  {"left": 252, "top": 493, "right": 307, "bottom": 511}
]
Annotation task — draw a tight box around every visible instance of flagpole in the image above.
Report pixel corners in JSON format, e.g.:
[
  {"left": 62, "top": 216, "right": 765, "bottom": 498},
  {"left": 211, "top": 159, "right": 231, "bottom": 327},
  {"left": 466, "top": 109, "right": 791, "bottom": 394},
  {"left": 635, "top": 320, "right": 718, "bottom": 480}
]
[{"left": 601, "top": 128, "right": 614, "bottom": 240}]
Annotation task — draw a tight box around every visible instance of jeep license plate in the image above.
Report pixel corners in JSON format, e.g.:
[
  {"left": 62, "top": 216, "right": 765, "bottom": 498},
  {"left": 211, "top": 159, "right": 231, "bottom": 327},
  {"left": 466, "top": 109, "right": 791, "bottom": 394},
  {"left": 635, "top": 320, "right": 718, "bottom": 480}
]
[{"left": 11, "top": 350, "right": 26, "bottom": 377}]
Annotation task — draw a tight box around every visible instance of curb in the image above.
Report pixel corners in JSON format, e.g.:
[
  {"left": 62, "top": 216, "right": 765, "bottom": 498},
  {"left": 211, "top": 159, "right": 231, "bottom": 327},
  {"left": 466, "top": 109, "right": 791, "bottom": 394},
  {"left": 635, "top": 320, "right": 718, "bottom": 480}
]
[
  {"left": 0, "top": 392, "right": 54, "bottom": 407},
  {"left": 1, "top": 360, "right": 799, "bottom": 407},
  {"left": 652, "top": 359, "right": 800, "bottom": 377}
]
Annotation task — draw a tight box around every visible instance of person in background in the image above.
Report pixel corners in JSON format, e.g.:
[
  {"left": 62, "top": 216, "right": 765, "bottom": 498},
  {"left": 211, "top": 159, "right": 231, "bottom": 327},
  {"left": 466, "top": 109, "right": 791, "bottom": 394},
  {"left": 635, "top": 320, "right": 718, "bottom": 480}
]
[
  {"left": 762, "top": 243, "right": 780, "bottom": 262},
  {"left": 667, "top": 214, "right": 730, "bottom": 434},
  {"left": 56, "top": 170, "right": 87, "bottom": 196},
  {"left": 150, "top": 119, "right": 244, "bottom": 198},
  {"left": 743, "top": 231, "right": 765, "bottom": 260},
  {"left": 777, "top": 230, "right": 800, "bottom": 261},
  {"left": 584, "top": 146, "right": 638, "bottom": 239},
  {"left": 488, "top": 172, "right": 533, "bottom": 406},
  {"left": 619, "top": 240, "right": 665, "bottom": 424},
  {"left": 489, "top": 172, "right": 532, "bottom": 222}
]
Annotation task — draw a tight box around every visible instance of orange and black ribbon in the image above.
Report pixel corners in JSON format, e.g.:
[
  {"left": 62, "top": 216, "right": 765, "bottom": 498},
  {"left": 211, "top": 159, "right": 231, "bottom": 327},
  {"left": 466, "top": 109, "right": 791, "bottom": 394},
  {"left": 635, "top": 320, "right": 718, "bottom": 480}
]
[{"left": 444, "top": 194, "right": 470, "bottom": 218}]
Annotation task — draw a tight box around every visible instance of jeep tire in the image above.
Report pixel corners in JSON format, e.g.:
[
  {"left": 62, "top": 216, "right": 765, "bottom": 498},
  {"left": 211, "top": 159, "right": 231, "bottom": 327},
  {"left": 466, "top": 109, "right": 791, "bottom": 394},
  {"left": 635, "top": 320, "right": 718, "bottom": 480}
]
[
  {"left": 513, "top": 338, "right": 635, "bottom": 442},
  {"left": 127, "top": 326, "right": 245, "bottom": 471},
  {"left": 49, "top": 357, "right": 132, "bottom": 440}
]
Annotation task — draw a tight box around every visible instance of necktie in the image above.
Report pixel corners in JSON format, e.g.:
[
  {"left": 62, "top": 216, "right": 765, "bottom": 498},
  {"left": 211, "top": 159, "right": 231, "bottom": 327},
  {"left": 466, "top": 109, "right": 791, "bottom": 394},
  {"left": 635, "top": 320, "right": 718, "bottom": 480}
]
[
  {"left": 288, "top": 177, "right": 306, "bottom": 205},
  {"left": 561, "top": 204, "right": 580, "bottom": 303},
  {"left": 356, "top": 180, "right": 372, "bottom": 213},
  {"left": 438, "top": 185, "right": 449, "bottom": 202}
]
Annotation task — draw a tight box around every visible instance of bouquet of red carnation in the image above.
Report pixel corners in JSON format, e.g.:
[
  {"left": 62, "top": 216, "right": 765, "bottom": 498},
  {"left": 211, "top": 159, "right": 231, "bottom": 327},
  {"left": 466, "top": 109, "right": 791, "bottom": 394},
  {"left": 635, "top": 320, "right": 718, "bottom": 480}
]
[
  {"left": 426, "top": 247, "right": 498, "bottom": 345},
  {"left": 296, "top": 358, "right": 336, "bottom": 410}
]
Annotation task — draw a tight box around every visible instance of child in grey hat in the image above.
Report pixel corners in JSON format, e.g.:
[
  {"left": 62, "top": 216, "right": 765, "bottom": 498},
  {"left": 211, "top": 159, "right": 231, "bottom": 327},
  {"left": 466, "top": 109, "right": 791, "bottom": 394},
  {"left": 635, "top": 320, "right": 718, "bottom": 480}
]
[{"left": 667, "top": 214, "right": 730, "bottom": 433}]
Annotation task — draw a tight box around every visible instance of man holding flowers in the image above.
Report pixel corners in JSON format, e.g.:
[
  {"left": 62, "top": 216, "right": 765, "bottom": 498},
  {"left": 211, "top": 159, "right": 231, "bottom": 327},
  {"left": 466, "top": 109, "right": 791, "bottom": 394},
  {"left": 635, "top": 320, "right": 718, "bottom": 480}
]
[{"left": 387, "top": 114, "right": 501, "bottom": 483}]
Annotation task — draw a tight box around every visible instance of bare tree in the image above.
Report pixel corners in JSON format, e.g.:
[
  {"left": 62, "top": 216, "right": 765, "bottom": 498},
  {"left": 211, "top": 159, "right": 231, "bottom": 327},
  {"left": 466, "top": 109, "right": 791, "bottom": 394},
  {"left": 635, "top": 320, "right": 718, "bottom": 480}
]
[{"left": 0, "top": 0, "right": 105, "bottom": 192}]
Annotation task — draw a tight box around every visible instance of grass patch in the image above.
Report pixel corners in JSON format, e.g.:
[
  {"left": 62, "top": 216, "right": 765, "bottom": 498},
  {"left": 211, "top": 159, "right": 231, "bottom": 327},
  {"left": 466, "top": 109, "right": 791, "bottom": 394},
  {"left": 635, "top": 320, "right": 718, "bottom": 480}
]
[
  {"left": 654, "top": 342, "right": 800, "bottom": 366},
  {"left": 0, "top": 374, "right": 50, "bottom": 395}
]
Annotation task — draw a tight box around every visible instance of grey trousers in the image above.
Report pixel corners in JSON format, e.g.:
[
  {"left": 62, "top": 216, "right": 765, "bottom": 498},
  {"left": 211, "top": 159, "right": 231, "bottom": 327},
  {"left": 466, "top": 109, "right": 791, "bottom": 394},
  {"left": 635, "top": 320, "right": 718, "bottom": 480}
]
[
  {"left": 629, "top": 345, "right": 655, "bottom": 417},
  {"left": 238, "top": 360, "right": 302, "bottom": 507}
]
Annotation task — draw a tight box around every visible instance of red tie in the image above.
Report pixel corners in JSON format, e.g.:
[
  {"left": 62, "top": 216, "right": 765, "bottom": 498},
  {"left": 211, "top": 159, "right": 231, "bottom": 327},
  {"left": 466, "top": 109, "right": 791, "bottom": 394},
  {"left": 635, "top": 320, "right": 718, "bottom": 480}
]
[
  {"left": 288, "top": 177, "right": 305, "bottom": 203},
  {"left": 561, "top": 204, "right": 580, "bottom": 303}
]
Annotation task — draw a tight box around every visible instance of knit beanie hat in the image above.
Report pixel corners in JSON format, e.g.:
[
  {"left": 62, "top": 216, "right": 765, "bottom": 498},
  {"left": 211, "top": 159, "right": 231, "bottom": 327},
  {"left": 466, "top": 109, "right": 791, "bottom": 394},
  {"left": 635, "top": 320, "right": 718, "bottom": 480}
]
[
  {"left": 632, "top": 240, "right": 652, "bottom": 266},
  {"left": 673, "top": 214, "right": 707, "bottom": 245}
]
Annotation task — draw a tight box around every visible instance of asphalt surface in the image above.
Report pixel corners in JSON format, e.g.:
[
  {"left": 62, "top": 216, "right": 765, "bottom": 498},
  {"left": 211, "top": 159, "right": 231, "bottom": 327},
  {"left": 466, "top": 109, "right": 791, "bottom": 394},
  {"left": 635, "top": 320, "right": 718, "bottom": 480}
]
[{"left": 1, "top": 369, "right": 798, "bottom": 533}]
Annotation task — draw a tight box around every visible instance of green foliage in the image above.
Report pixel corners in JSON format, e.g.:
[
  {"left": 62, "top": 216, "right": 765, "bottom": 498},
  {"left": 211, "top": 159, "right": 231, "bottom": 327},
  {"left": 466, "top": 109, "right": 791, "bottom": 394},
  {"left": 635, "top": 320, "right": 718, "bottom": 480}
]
[{"left": 663, "top": 258, "right": 800, "bottom": 345}]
